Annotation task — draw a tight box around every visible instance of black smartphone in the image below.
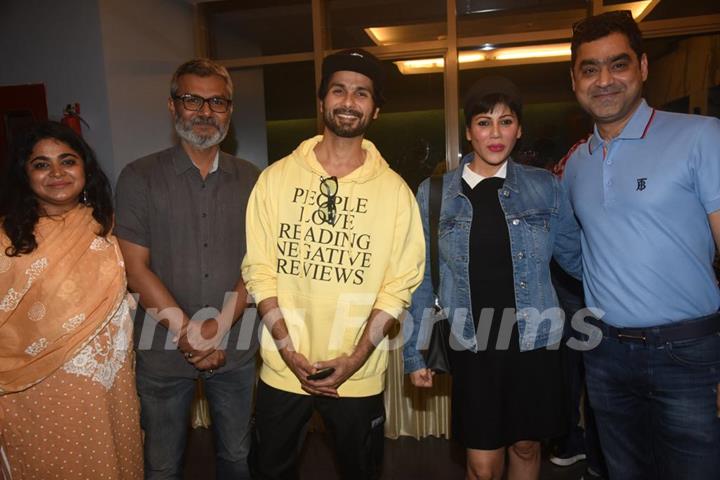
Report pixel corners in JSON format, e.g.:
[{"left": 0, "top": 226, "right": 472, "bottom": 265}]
[{"left": 307, "top": 367, "right": 335, "bottom": 381}]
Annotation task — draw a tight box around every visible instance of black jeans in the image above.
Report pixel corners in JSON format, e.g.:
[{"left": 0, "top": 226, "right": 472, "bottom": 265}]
[
  {"left": 250, "top": 381, "right": 385, "bottom": 480},
  {"left": 552, "top": 262, "right": 607, "bottom": 476}
]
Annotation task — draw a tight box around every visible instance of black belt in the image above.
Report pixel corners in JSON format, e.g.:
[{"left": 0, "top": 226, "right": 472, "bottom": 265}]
[{"left": 589, "top": 312, "right": 720, "bottom": 345}]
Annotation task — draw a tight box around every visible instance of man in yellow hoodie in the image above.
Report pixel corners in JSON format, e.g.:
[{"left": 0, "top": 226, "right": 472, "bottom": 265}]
[{"left": 242, "top": 49, "right": 425, "bottom": 479}]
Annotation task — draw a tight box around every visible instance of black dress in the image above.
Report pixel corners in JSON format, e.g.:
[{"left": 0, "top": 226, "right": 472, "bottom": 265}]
[{"left": 449, "top": 177, "right": 567, "bottom": 450}]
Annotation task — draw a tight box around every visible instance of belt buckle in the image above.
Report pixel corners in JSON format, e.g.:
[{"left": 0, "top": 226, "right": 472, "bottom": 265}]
[{"left": 617, "top": 331, "right": 647, "bottom": 343}]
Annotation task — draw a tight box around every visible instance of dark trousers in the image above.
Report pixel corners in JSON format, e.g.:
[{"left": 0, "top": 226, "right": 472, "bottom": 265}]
[
  {"left": 552, "top": 264, "right": 606, "bottom": 475},
  {"left": 250, "top": 381, "right": 385, "bottom": 480},
  {"left": 585, "top": 329, "right": 720, "bottom": 480},
  {"left": 560, "top": 342, "right": 607, "bottom": 475}
]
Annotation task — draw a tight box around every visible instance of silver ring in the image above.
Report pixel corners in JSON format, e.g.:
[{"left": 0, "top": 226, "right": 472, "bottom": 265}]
[{"left": 185, "top": 352, "right": 192, "bottom": 359}]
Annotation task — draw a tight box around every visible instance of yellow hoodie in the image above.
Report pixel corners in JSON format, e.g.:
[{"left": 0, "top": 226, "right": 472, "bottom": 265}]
[{"left": 242, "top": 136, "right": 425, "bottom": 396}]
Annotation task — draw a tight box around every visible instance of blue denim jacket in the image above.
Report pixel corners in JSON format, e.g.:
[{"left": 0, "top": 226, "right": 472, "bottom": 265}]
[{"left": 403, "top": 155, "right": 582, "bottom": 373}]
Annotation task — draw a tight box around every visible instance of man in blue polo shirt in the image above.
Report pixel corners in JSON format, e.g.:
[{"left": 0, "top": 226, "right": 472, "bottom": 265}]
[{"left": 562, "top": 11, "right": 720, "bottom": 480}]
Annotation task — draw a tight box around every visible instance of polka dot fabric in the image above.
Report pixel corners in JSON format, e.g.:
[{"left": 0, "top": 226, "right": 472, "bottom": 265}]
[{"left": 0, "top": 321, "right": 143, "bottom": 479}]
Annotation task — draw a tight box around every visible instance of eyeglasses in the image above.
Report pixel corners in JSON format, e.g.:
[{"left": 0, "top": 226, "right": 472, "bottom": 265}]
[
  {"left": 572, "top": 10, "right": 633, "bottom": 34},
  {"left": 317, "top": 176, "right": 338, "bottom": 225},
  {"left": 172, "top": 94, "right": 232, "bottom": 113}
]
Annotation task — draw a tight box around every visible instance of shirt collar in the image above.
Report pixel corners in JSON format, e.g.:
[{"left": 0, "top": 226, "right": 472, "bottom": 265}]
[
  {"left": 462, "top": 161, "right": 507, "bottom": 188},
  {"left": 588, "top": 98, "right": 655, "bottom": 154},
  {"left": 172, "top": 145, "right": 227, "bottom": 175},
  {"left": 448, "top": 153, "right": 517, "bottom": 199},
  {"left": 199, "top": 151, "right": 220, "bottom": 174}
]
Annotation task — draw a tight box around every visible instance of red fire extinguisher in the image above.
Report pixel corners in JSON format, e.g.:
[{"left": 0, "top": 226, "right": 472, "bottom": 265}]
[{"left": 61, "top": 103, "right": 88, "bottom": 136}]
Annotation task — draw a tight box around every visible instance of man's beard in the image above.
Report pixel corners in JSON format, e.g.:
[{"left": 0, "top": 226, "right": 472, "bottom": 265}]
[
  {"left": 174, "top": 114, "right": 229, "bottom": 149},
  {"left": 323, "top": 107, "right": 372, "bottom": 138}
]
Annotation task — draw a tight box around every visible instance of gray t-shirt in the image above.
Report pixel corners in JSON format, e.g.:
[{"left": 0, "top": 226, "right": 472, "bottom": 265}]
[{"left": 114, "top": 145, "right": 260, "bottom": 377}]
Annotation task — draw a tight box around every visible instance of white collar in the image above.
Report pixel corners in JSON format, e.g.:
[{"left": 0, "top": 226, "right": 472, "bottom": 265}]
[
  {"left": 191, "top": 151, "right": 219, "bottom": 174},
  {"left": 462, "top": 161, "right": 507, "bottom": 188}
]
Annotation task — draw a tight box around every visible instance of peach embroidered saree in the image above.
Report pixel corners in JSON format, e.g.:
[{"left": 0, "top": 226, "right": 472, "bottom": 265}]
[{"left": 0, "top": 206, "right": 142, "bottom": 479}]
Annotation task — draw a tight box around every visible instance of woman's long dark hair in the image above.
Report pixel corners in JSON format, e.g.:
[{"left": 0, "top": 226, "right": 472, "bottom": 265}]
[{"left": 0, "top": 121, "right": 114, "bottom": 256}]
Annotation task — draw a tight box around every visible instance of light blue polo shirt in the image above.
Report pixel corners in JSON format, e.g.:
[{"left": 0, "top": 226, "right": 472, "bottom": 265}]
[{"left": 563, "top": 99, "right": 720, "bottom": 327}]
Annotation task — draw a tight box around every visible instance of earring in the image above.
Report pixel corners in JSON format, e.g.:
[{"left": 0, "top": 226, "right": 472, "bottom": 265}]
[{"left": 81, "top": 189, "right": 89, "bottom": 205}]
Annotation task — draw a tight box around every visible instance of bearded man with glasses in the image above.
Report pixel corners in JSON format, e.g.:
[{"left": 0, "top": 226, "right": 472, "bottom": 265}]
[
  {"left": 114, "top": 58, "right": 260, "bottom": 479},
  {"left": 242, "top": 49, "right": 425, "bottom": 479}
]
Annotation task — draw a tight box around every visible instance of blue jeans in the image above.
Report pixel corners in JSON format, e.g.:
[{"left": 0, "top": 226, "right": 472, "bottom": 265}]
[
  {"left": 136, "top": 359, "right": 256, "bottom": 480},
  {"left": 584, "top": 330, "right": 720, "bottom": 480}
]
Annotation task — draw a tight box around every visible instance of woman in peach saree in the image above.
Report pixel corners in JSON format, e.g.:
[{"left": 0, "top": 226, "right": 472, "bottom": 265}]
[{"left": 0, "top": 121, "right": 143, "bottom": 479}]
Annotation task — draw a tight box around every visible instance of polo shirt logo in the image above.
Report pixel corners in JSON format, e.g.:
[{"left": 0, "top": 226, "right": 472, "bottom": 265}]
[{"left": 636, "top": 178, "right": 647, "bottom": 191}]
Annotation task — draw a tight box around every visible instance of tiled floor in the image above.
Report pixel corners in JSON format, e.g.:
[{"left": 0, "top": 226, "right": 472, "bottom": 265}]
[{"left": 184, "top": 427, "right": 588, "bottom": 479}]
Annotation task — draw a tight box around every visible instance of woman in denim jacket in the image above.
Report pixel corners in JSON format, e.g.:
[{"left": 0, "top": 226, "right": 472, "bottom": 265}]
[{"left": 404, "top": 76, "right": 582, "bottom": 480}]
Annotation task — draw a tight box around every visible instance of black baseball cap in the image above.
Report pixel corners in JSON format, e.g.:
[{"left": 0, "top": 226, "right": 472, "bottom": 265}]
[{"left": 318, "top": 49, "right": 386, "bottom": 107}]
